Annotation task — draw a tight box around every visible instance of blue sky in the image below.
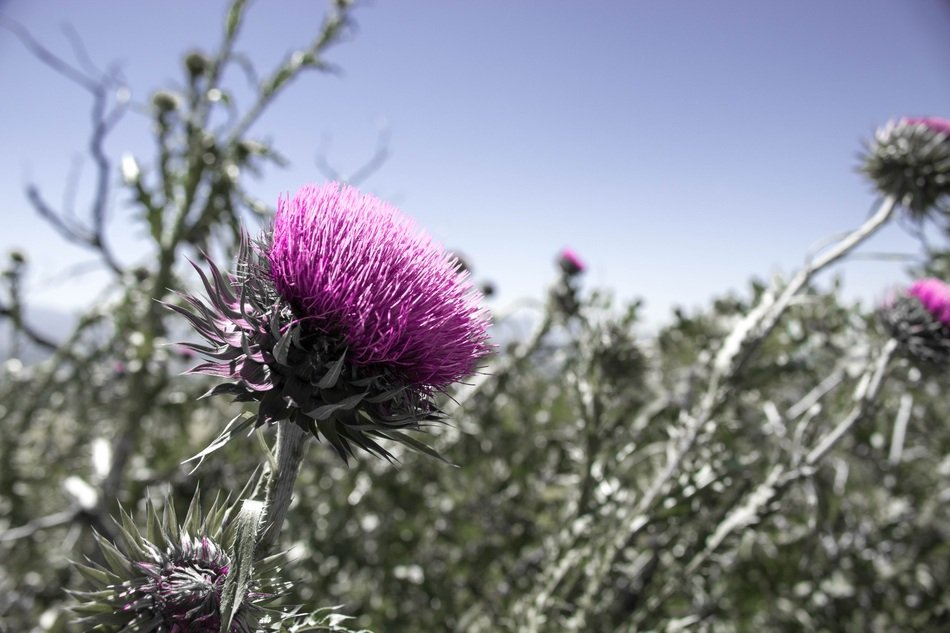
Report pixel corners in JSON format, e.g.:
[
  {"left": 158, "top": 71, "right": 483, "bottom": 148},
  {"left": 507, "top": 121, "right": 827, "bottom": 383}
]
[{"left": 2, "top": 0, "right": 950, "bottom": 327}]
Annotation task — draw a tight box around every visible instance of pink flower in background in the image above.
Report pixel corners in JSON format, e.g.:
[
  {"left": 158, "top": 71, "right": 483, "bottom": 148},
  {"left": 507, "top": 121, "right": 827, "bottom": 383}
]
[
  {"left": 908, "top": 278, "right": 950, "bottom": 327},
  {"left": 557, "top": 247, "right": 586, "bottom": 276},
  {"left": 268, "top": 183, "right": 491, "bottom": 388},
  {"left": 879, "top": 277, "right": 950, "bottom": 366},
  {"left": 904, "top": 116, "right": 950, "bottom": 138}
]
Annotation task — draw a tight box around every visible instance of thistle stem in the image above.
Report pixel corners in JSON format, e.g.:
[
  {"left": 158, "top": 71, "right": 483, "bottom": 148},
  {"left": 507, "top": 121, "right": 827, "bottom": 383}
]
[{"left": 258, "top": 421, "right": 309, "bottom": 553}]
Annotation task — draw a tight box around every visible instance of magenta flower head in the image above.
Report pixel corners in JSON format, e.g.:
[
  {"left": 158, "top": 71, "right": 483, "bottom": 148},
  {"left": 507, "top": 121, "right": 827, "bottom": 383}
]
[
  {"left": 879, "top": 277, "right": 950, "bottom": 366},
  {"left": 862, "top": 116, "right": 950, "bottom": 218},
  {"left": 557, "top": 247, "right": 586, "bottom": 277},
  {"left": 172, "top": 183, "right": 492, "bottom": 461}
]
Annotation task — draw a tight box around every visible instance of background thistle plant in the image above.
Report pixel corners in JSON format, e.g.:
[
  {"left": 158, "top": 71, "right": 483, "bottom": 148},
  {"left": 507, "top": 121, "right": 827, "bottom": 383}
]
[{"left": 879, "top": 277, "right": 950, "bottom": 366}]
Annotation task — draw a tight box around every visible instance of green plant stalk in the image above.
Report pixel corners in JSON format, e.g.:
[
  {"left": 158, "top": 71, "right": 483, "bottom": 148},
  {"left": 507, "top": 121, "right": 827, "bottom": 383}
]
[{"left": 258, "top": 421, "right": 309, "bottom": 553}]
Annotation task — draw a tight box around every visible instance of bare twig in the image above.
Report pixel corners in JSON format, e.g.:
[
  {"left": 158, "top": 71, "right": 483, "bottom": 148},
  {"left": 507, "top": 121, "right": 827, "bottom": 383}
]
[
  {"left": 316, "top": 125, "right": 391, "bottom": 186},
  {"left": 0, "top": 509, "right": 76, "bottom": 543},
  {"left": 0, "top": 300, "right": 58, "bottom": 351},
  {"left": 2, "top": 16, "right": 127, "bottom": 276}
]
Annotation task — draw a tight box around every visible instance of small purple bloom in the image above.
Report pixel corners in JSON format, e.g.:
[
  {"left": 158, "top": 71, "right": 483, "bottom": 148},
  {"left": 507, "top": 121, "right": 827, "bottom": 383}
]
[
  {"left": 268, "top": 184, "right": 491, "bottom": 388},
  {"left": 909, "top": 278, "right": 950, "bottom": 327},
  {"left": 557, "top": 247, "right": 586, "bottom": 277},
  {"left": 879, "top": 277, "right": 950, "bottom": 366}
]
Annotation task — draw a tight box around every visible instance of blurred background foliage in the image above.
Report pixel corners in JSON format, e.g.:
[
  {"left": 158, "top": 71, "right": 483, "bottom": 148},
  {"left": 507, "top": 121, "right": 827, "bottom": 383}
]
[{"left": 1, "top": 2, "right": 949, "bottom": 632}]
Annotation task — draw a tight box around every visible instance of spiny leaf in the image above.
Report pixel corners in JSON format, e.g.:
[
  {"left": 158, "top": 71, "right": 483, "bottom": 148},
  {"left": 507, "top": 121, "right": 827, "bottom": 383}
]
[
  {"left": 317, "top": 351, "right": 347, "bottom": 389},
  {"left": 305, "top": 393, "right": 365, "bottom": 421},
  {"left": 219, "top": 499, "right": 264, "bottom": 633}
]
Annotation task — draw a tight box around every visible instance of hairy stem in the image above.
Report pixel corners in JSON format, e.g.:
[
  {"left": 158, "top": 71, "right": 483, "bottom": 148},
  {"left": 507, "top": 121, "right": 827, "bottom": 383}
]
[{"left": 258, "top": 421, "right": 309, "bottom": 553}]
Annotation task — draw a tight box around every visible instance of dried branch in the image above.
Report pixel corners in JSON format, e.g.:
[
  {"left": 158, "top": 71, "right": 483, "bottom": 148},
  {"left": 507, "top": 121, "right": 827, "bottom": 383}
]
[
  {"left": 1, "top": 16, "right": 127, "bottom": 276},
  {"left": 0, "top": 302, "right": 58, "bottom": 352},
  {"left": 316, "top": 125, "right": 391, "bottom": 187}
]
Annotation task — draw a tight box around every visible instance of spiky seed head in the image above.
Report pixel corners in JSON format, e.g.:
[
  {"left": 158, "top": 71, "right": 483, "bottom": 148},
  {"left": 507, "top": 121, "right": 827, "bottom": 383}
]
[
  {"left": 879, "top": 278, "right": 950, "bottom": 367},
  {"left": 861, "top": 117, "right": 950, "bottom": 219},
  {"left": 173, "top": 183, "right": 492, "bottom": 462}
]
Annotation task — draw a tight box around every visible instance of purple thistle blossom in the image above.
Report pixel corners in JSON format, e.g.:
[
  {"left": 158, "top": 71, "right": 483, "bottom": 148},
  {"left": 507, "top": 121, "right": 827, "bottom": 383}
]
[
  {"left": 268, "top": 183, "right": 491, "bottom": 388},
  {"left": 172, "top": 183, "right": 492, "bottom": 461},
  {"left": 908, "top": 278, "right": 950, "bottom": 327},
  {"left": 879, "top": 277, "right": 950, "bottom": 366},
  {"left": 557, "top": 247, "right": 586, "bottom": 277}
]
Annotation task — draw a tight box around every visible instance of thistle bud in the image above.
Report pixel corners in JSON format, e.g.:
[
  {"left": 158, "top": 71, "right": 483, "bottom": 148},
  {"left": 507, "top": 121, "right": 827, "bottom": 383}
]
[
  {"left": 184, "top": 50, "right": 212, "bottom": 79},
  {"left": 862, "top": 117, "right": 950, "bottom": 218},
  {"left": 70, "top": 494, "right": 284, "bottom": 632},
  {"left": 150, "top": 90, "right": 180, "bottom": 114}
]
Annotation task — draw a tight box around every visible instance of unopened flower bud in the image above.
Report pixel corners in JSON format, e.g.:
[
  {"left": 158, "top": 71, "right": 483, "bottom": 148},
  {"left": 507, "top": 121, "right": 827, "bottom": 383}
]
[
  {"left": 184, "top": 50, "right": 212, "bottom": 78},
  {"left": 150, "top": 90, "right": 180, "bottom": 114},
  {"left": 71, "top": 494, "right": 289, "bottom": 632},
  {"left": 862, "top": 117, "right": 950, "bottom": 218}
]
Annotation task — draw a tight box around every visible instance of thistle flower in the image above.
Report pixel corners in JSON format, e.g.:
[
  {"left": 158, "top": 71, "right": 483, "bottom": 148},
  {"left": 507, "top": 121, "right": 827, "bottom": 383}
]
[
  {"left": 879, "top": 277, "right": 950, "bottom": 366},
  {"left": 862, "top": 116, "right": 950, "bottom": 218},
  {"left": 172, "top": 183, "right": 491, "bottom": 461},
  {"left": 557, "top": 247, "right": 586, "bottom": 277},
  {"left": 72, "top": 494, "right": 279, "bottom": 632}
]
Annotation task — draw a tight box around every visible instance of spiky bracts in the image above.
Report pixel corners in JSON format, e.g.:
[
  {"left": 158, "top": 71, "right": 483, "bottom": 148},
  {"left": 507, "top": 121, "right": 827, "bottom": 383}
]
[
  {"left": 879, "top": 278, "right": 950, "bottom": 367},
  {"left": 862, "top": 117, "right": 950, "bottom": 219},
  {"left": 172, "top": 183, "right": 491, "bottom": 461},
  {"left": 71, "top": 494, "right": 281, "bottom": 632}
]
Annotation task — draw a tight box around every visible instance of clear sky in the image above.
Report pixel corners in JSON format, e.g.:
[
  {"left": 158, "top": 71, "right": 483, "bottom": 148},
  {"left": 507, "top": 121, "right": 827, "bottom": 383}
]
[{"left": 2, "top": 0, "right": 950, "bottom": 327}]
